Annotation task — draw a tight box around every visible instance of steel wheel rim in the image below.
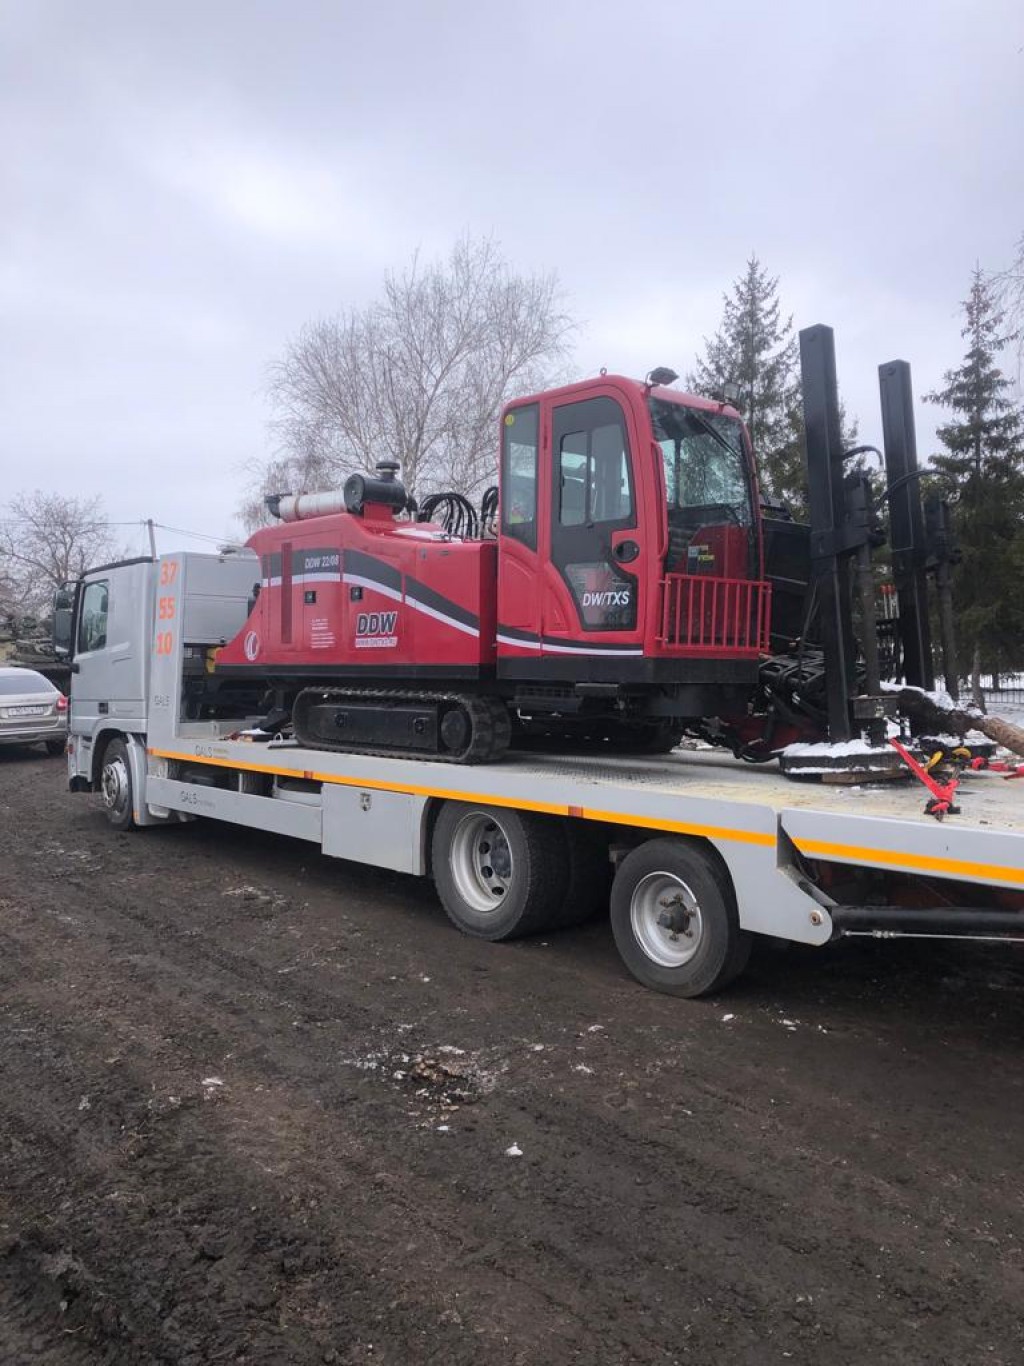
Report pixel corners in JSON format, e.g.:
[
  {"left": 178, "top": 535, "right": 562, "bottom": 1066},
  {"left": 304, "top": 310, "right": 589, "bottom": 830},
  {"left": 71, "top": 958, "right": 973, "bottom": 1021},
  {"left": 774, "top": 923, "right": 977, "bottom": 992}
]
[
  {"left": 630, "top": 871, "right": 703, "bottom": 967},
  {"left": 101, "top": 756, "right": 130, "bottom": 819},
  {"left": 449, "top": 812, "right": 513, "bottom": 915}
]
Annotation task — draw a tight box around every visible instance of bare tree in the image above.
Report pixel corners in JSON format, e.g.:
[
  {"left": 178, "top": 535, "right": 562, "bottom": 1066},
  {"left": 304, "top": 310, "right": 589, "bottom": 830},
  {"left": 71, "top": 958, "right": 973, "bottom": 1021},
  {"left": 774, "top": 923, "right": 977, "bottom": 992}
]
[
  {"left": 0, "top": 561, "right": 21, "bottom": 629},
  {"left": 990, "top": 229, "right": 1024, "bottom": 379},
  {"left": 245, "top": 236, "right": 575, "bottom": 529},
  {"left": 0, "top": 491, "right": 121, "bottom": 618}
]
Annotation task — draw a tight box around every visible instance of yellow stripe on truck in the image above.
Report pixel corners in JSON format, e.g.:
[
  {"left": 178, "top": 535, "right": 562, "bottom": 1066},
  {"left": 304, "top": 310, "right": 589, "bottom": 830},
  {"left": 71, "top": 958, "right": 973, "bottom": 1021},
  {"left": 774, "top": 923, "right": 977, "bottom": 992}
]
[
  {"left": 147, "top": 746, "right": 774, "bottom": 847},
  {"left": 149, "top": 747, "right": 1022, "bottom": 884},
  {"left": 792, "top": 837, "right": 1024, "bottom": 888}
]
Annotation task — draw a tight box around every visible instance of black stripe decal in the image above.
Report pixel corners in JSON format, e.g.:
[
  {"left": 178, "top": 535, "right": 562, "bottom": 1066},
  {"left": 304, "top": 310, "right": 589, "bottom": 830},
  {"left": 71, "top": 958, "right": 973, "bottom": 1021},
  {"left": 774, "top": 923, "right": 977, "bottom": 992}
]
[
  {"left": 343, "top": 548, "right": 402, "bottom": 594},
  {"left": 404, "top": 574, "right": 479, "bottom": 630},
  {"left": 496, "top": 623, "right": 538, "bottom": 645}
]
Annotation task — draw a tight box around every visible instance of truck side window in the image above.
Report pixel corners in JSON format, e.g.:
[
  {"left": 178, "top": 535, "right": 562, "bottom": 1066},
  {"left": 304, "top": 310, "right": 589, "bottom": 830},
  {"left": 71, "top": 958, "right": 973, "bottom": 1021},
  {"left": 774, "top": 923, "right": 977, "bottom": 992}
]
[
  {"left": 557, "top": 405, "right": 633, "bottom": 527},
  {"left": 78, "top": 580, "right": 109, "bottom": 652},
  {"left": 501, "top": 404, "right": 539, "bottom": 551}
]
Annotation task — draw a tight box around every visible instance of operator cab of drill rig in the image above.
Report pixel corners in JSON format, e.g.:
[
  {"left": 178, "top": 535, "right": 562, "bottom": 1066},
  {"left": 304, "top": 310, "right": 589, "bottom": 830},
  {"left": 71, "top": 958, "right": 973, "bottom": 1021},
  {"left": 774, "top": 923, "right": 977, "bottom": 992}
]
[{"left": 495, "top": 371, "right": 769, "bottom": 723}]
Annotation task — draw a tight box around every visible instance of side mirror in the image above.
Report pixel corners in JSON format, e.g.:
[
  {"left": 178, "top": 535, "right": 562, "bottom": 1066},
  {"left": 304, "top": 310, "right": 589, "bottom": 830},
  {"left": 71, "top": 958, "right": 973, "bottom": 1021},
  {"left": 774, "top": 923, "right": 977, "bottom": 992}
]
[{"left": 52, "top": 582, "right": 75, "bottom": 659}]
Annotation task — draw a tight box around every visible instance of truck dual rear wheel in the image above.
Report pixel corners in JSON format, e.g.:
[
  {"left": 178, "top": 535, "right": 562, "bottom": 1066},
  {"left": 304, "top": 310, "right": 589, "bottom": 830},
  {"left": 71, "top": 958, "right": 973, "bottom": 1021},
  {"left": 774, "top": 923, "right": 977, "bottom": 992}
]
[
  {"left": 432, "top": 802, "right": 568, "bottom": 941},
  {"left": 610, "top": 838, "right": 750, "bottom": 997},
  {"left": 99, "top": 737, "right": 136, "bottom": 832},
  {"left": 555, "top": 821, "right": 612, "bottom": 928}
]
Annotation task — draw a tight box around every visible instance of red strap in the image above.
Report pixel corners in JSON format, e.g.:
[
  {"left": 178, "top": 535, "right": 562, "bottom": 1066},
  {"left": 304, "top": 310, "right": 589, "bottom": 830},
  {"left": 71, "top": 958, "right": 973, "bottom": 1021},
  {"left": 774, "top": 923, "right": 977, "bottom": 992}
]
[{"left": 890, "top": 738, "right": 960, "bottom": 809}]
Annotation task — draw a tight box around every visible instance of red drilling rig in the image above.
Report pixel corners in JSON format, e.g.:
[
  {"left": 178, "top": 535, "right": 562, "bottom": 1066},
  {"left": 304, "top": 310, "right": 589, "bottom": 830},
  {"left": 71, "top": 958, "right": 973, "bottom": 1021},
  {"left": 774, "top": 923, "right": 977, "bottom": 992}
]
[{"left": 215, "top": 369, "right": 777, "bottom": 761}]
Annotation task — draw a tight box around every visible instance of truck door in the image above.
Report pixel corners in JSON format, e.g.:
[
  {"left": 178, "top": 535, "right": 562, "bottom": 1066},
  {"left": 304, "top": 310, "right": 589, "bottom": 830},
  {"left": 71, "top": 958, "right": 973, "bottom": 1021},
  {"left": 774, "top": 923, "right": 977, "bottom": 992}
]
[
  {"left": 71, "top": 575, "right": 114, "bottom": 741},
  {"left": 71, "top": 562, "right": 154, "bottom": 743},
  {"left": 544, "top": 394, "right": 641, "bottom": 646}
]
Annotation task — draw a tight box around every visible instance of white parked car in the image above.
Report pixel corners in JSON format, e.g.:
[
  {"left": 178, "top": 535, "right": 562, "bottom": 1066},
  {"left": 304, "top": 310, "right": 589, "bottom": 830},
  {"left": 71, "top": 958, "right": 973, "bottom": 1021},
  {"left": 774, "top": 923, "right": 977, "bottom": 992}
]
[{"left": 0, "top": 666, "right": 68, "bottom": 755}]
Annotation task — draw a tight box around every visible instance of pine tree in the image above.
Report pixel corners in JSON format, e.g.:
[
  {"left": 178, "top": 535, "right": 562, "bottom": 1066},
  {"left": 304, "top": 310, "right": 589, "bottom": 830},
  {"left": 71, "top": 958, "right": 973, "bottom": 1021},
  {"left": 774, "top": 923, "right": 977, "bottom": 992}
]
[
  {"left": 688, "top": 256, "right": 801, "bottom": 504},
  {"left": 926, "top": 268, "right": 1024, "bottom": 678},
  {"left": 687, "top": 256, "right": 857, "bottom": 510}
]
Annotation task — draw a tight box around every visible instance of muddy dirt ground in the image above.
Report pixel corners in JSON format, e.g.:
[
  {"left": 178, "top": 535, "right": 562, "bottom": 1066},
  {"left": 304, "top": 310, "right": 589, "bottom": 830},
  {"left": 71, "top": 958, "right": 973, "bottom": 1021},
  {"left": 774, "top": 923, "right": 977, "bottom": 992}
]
[{"left": 1, "top": 747, "right": 1022, "bottom": 1365}]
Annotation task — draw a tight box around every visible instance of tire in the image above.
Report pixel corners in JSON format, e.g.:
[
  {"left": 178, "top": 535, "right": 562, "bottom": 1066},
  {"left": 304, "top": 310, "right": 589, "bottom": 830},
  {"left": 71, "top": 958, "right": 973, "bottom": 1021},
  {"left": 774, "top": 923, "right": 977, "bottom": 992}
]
[
  {"left": 98, "top": 737, "right": 136, "bottom": 831},
  {"left": 45, "top": 738, "right": 66, "bottom": 757},
  {"left": 432, "top": 802, "right": 569, "bottom": 941},
  {"left": 553, "top": 821, "right": 612, "bottom": 928},
  {"left": 610, "top": 837, "right": 751, "bottom": 997}
]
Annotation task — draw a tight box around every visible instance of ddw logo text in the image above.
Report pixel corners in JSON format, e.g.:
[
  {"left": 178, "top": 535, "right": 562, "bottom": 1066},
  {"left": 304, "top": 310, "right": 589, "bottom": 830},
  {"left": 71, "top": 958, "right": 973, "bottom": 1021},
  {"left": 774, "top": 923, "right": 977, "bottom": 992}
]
[{"left": 356, "top": 612, "right": 398, "bottom": 635}]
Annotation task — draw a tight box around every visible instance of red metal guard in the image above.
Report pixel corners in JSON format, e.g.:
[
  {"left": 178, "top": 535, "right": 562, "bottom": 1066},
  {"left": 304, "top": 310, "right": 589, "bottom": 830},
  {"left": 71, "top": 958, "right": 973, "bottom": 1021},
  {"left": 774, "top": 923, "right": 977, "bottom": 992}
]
[{"left": 657, "top": 574, "right": 771, "bottom": 657}]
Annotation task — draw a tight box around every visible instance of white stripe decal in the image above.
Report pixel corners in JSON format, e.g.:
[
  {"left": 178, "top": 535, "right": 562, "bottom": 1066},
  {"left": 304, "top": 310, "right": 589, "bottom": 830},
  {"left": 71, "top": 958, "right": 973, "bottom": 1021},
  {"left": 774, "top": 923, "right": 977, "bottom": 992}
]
[
  {"left": 497, "top": 633, "right": 543, "bottom": 651},
  {"left": 542, "top": 643, "right": 644, "bottom": 656},
  {"left": 262, "top": 574, "right": 342, "bottom": 588},
  {"left": 405, "top": 596, "right": 479, "bottom": 638},
  {"left": 292, "top": 571, "right": 343, "bottom": 586},
  {"left": 497, "top": 633, "right": 642, "bottom": 657},
  {"left": 342, "top": 572, "right": 404, "bottom": 605}
]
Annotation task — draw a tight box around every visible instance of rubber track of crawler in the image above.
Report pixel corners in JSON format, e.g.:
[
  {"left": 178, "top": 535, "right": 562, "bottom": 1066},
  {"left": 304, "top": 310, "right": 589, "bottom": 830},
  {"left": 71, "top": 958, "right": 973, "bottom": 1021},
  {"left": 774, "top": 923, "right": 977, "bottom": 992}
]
[{"left": 292, "top": 688, "right": 512, "bottom": 764}]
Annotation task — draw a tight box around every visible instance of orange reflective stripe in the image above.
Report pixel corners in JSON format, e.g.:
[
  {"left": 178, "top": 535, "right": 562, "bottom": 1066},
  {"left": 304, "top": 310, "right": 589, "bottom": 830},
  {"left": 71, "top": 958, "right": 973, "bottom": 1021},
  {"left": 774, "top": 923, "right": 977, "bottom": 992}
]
[
  {"left": 793, "top": 837, "right": 1024, "bottom": 887},
  {"left": 147, "top": 747, "right": 772, "bottom": 845}
]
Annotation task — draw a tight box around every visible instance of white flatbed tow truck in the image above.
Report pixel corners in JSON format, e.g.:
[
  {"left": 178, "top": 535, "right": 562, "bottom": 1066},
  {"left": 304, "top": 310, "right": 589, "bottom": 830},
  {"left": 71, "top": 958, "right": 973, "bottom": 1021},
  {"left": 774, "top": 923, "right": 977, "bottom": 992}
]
[{"left": 62, "top": 552, "right": 1024, "bottom": 998}]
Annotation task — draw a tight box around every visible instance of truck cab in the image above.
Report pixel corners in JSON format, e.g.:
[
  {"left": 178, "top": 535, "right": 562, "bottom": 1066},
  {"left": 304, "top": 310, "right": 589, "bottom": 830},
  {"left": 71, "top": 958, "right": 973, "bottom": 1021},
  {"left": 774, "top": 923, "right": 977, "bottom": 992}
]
[
  {"left": 54, "top": 558, "right": 156, "bottom": 797},
  {"left": 56, "top": 553, "right": 258, "bottom": 814}
]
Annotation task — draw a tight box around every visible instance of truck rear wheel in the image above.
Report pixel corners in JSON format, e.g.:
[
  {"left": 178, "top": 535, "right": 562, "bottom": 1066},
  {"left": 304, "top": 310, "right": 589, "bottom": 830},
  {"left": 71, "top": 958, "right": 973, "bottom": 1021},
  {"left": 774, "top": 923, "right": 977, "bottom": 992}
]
[
  {"left": 610, "top": 838, "right": 750, "bottom": 997},
  {"left": 432, "top": 802, "right": 568, "bottom": 941},
  {"left": 554, "top": 821, "right": 612, "bottom": 928},
  {"left": 99, "top": 737, "right": 136, "bottom": 832}
]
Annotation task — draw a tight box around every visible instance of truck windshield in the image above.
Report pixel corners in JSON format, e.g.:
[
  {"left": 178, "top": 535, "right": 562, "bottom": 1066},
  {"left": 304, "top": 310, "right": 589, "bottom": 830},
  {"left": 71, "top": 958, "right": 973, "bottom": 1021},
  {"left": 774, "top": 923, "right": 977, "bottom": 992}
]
[{"left": 648, "top": 398, "right": 752, "bottom": 525}]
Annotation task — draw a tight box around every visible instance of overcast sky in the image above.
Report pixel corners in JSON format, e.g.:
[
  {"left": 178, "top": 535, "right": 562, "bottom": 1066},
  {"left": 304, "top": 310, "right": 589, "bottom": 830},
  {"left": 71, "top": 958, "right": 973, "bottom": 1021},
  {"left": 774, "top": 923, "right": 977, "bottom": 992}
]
[{"left": 2, "top": 0, "right": 1022, "bottom": 553}]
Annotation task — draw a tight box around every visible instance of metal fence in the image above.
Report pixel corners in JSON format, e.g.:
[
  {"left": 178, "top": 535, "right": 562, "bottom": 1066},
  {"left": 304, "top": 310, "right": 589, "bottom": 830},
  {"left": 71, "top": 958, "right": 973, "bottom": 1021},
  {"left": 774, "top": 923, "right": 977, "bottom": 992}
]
[
  {"left": 934, "top": 678, "right": 1024, "bottom": 710},
  {"left": 983, "top": 688, "right": 1024, "bottom": 709}
]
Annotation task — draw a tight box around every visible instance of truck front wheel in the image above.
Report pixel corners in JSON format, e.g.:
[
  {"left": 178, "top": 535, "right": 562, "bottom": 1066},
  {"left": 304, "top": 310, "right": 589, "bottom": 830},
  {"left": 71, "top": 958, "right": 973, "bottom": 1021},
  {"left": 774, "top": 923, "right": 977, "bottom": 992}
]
[
  {"left": 99, "top": 737, "right": 136, "bottom": 832},
  {"left": 610, "top": 838, "right": 750, "bottom": 997},
  {"left": 432, "top": 802, "right": 568, "bottom": 941}
]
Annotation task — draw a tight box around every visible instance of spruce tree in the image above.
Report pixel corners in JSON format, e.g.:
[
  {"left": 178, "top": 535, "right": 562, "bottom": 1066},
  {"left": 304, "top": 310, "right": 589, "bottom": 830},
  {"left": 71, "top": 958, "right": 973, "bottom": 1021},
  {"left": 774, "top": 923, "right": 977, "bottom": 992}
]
[
  {"left": 688, "top": 256, "right": 801, "bottom": 504},
  {"left": 926, "top": 268, "right": 1024, "bottom": 678},
  {"left": 687, "top": 256, "right": 856, "bottom": 510}
]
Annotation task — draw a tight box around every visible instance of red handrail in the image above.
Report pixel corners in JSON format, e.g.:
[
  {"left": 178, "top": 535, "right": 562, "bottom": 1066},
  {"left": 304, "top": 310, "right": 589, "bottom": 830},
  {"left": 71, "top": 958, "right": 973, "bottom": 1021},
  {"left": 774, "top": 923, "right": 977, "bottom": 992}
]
[{"left": 657, "top": 574, "right": 771, "bottom": 656}]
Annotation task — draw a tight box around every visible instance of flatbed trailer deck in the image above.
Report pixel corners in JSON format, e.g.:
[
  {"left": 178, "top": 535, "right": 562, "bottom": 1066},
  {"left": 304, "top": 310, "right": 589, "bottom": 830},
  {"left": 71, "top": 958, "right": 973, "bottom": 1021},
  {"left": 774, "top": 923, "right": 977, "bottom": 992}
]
[{"left": 65, "top": 552, "right": 1024, "bottom": 998}]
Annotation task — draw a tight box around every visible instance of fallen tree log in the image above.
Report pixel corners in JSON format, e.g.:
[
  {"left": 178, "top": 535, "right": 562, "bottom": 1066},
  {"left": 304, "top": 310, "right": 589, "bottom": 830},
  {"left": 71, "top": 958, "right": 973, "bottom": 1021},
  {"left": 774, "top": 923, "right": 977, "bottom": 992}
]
[{"left": 889, "top": 687, "right": 1024, "bottom": 760}]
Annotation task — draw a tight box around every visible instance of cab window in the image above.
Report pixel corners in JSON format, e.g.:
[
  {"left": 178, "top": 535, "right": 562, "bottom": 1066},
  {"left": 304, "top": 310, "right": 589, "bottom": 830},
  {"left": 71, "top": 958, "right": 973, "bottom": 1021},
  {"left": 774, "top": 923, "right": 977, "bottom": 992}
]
[
  {"left": 78, "top": 580, "right": 109, "bottom": 652},
  {"left": 501, "top": 404, "right": 539, "bottom": 550},
  {"left": 556, "top": 401, "right": 634, "bottom": 527}
]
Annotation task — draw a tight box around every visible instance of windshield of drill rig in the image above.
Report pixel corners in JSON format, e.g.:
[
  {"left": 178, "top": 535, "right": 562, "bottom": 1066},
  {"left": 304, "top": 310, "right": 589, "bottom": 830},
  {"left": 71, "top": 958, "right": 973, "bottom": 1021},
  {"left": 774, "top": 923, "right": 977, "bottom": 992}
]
[{"left": 648, "top": 397, "right": 753, "bottom": 526}]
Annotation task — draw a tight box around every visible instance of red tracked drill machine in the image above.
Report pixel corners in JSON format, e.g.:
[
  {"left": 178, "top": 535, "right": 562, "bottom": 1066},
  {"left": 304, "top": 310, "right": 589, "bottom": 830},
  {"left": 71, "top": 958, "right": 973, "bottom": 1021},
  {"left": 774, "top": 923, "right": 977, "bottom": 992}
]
[{"left": 214, "top": 369, "right": 773, "bottom": 762}]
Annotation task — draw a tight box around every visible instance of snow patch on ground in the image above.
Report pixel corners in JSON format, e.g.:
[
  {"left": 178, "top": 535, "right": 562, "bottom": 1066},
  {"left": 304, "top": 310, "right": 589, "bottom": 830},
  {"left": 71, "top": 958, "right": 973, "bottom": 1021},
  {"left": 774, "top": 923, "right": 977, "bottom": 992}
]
[{"left": 782, "top": 738, "right": 892, "bottom": 758}]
